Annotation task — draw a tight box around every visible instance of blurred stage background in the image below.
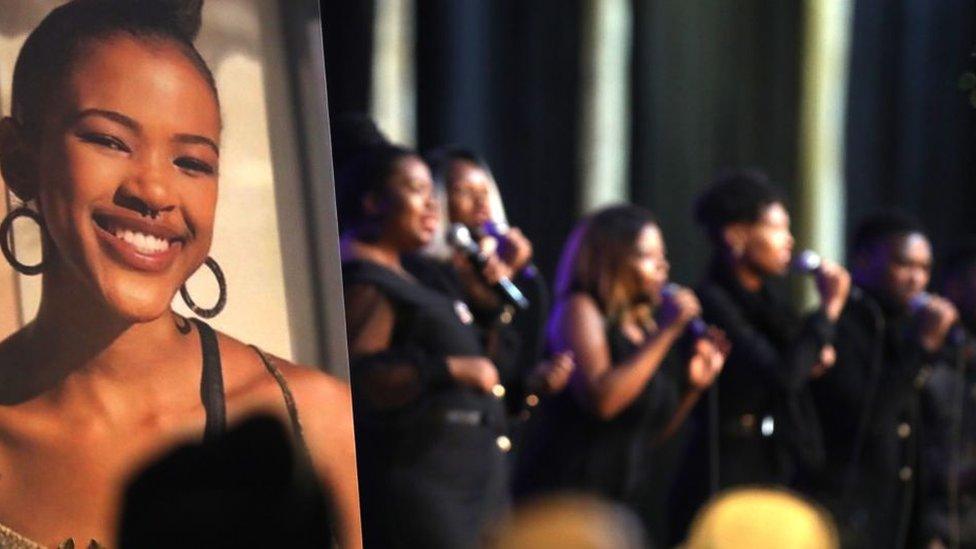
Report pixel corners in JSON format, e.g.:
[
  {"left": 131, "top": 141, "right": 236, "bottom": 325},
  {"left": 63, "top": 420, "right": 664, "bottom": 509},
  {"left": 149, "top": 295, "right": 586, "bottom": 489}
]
[{"left": 320, "top": 0, "right": 976, "bottom": 290}]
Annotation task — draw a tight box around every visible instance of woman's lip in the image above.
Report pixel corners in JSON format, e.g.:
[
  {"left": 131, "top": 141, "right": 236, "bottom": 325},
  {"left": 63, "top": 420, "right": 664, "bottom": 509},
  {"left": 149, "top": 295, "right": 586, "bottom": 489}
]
[
  {"left": 94, "top": 221, "right": 183, "bottom": 273},
  {"left": 92, "top": 210, "right": 187, "bottom": 241}
]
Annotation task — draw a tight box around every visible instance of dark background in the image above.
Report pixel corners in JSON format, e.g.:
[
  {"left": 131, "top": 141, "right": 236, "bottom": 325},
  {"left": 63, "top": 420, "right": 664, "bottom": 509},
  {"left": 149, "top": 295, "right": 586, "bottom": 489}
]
[{"left": 320, "top": 0, "right": 976, "bottom": 286}]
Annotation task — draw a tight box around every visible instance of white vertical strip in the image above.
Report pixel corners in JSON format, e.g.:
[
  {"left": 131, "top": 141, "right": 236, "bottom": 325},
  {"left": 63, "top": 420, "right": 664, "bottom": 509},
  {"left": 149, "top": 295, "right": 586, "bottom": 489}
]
[
  {"left": 799, "top": 1, "right": 853, "bottom": 267},
  {"left": 578, "top": 0, "right": 632, "bottom": 214},
  {"left": 371, "top": 0, "right": 416, "bottom": 146}
]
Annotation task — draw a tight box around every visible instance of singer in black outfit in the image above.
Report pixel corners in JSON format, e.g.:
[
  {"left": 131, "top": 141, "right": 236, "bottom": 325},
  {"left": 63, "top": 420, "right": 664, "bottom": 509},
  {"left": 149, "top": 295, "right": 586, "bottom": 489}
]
[
  {"left": 919, "top": 240, "right": 976, "bottom": 547},
  {"left": 423, "top": 147, "right": 573, "bottom": 428},
  {"left": 691, "top": 172, "right": 850, "bottom": 494},
  {"left": 335, "top": 127, "right": 509, "bottom": 548},
  {"left": 515, "top": 205, "right": 726, "bottom": 545},
  {"left": 810, "top": 212, "right": 959, "bottom": 549}
]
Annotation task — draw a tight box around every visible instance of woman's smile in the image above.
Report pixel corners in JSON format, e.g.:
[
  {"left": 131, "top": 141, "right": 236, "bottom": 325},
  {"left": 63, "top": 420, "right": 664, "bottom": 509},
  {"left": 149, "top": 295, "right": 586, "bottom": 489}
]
[
  {"left": 23, "top": 34, "right": 222, "bottom": 320},
  {"left": 420, "top": 212, "right": 439, "bottom": 235},
  {"left": 92, "top": 210, "right": 187, "bottom": 273}
]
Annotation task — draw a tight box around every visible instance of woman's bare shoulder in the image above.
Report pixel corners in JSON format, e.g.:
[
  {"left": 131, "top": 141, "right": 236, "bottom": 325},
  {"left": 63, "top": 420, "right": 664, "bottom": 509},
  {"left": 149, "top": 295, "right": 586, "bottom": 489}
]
[
  {"left": 553, "top": 293, "right": 604, "bottom": 329},
  {"left": 210, "top": 330, "right": 352, "bottom": 417},
  {"left": 210, "top": 330, "right": 362, "bottom": 548}
]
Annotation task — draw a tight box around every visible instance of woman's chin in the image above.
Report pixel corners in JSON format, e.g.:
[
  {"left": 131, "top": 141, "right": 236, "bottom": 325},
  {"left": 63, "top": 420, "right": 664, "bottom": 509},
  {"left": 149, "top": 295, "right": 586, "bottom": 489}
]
[
  {"left": 410, "top": 230, "right": 434, "bottom": 250},
  {"left": 101, "top": 286, "right": 177, "bottom": 324}
]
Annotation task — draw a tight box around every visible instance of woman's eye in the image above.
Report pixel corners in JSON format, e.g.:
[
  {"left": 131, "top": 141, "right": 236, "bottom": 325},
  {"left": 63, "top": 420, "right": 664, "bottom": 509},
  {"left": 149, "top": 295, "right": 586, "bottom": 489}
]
[
  {"left": 81, "top": 133, "right": 130, "bottom": 152},
  {"left": 174, "top": 157, "right": 215, "bottom": 176}
]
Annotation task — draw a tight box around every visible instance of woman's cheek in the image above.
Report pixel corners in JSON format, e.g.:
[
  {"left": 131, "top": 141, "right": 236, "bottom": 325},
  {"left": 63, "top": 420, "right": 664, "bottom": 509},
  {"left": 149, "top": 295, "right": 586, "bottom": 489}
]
[{"left": 182, "top": 183, "right": 218, "bottom": 235}]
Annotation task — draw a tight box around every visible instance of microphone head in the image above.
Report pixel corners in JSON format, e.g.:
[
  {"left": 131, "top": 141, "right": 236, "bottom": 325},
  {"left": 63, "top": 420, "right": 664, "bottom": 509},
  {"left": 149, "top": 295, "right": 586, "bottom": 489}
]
[
  {"left": 792, "top": 249, "right": 822, "bottom": 274},
  {"left": 908, "top": 291, "right": 932, "bottom": 315},
  {"left": 661, "top": 282, "right": 682, "bottom": 298},
  {"left": 480, "top": 220, "right": 511, "bottom": 239},
  {"left": 688, "top": 318, "right": 709, "bottom": 339},
  {"left": 447, "top": 223, "right": 475, "bottom": 250},
  {"left": 661, "top": 284, "right": 708, "bottom": 338}
]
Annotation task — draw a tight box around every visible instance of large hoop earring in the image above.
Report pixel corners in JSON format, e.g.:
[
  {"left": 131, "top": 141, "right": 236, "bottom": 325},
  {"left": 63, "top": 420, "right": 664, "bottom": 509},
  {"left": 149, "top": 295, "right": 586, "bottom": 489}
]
[
  {"left": 180, "top": 257, "right": 227, "bottom": 318},
  {"left": 0, "top": 207, "right": 44, "bottom": 275}
]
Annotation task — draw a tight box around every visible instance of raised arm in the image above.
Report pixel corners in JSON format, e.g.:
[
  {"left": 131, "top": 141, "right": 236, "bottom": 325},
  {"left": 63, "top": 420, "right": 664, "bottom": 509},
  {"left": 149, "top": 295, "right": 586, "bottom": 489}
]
[{"left": 551, "top": 294, "right": 691, "bottom": 420}]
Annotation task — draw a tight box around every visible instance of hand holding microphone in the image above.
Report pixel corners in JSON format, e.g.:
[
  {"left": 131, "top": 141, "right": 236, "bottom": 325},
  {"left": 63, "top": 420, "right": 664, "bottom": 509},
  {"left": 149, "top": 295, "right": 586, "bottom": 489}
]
[
  {"left": 479, "top": 220, "right": 537, "bottom": 279},
  {"left": 448, "top": 223, "right": 530, "bottom": 310},
  {"left": 658, "top": 282, "right": 708, "bottom": 337},
  {"left": 909, "top": 291, "right": 963, "bottom": 351},
  {"left": 792, "top": 249, "right": 852, "bottom": 321},
  {"left": 659, "top": 283, "right": 707, "bottom": 338},
  {"left": 659, "top": 284, "right": 728, "bottom": 389}
]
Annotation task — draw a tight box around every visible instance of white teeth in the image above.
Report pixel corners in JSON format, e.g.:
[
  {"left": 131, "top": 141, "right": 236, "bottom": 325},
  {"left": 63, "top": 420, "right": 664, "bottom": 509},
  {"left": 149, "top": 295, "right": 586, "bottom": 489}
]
[{"left": 111, "top": 228, "right": 171, "bottom": 254}]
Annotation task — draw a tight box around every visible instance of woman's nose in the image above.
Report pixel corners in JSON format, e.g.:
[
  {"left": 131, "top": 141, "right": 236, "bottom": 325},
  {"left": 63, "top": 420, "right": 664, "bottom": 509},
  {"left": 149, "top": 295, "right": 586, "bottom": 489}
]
[
  {"left": 119, "top": 151, "right": 177, "bottom": 216},
  {"left": 911, "top": 268, "right": 929, "bottom": 291}
]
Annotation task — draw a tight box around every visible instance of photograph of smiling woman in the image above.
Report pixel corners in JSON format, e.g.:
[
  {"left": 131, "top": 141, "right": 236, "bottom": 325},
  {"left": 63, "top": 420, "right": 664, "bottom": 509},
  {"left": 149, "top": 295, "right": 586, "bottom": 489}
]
[{"left": 0, "top": 0, "right": 360, "bottom": 547}]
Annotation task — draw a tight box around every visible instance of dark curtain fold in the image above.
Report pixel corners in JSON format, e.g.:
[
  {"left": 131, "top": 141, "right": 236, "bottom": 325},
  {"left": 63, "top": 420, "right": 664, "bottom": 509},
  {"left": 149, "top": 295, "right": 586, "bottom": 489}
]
[
  {"left": 320, "top": 0, "right": 582, "bottom": 280},
  {"left": 417, "top": 1, "right": 583, "bottom": 280},
  {"left": 630, "top": 0, "right": 803, "bottom": 284},
  {"left": 319, "top": 1, "right": 375, "bottom": 121},
  {"left": 845, "top": 0, "right": 976, "bottom": 261},
  {"left": 319, "top": 0, "right": 975, "bottom": 288}
]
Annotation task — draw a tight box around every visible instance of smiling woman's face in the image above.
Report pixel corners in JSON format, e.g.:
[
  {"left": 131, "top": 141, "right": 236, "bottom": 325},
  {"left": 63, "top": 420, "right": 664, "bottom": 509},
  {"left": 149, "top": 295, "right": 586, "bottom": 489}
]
[{"left": 29, "top": 34, "right": 221, "bottom": 321}]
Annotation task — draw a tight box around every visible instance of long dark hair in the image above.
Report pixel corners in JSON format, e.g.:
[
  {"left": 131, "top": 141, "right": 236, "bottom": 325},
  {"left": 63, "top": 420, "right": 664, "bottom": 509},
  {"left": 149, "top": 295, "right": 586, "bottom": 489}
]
[{"left": 554, "top": 204, "right": 658, "bottom": 322}]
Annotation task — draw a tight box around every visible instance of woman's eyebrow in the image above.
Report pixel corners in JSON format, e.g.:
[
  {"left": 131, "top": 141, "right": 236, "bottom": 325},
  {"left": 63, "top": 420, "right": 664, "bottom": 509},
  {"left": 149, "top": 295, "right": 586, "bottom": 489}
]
[
  {"left": 174, "top": 133, "right": 220, "bottom": 156},
  {"left": 70, "top": 108, "right": 140, "bottom": 131},
  {"left": 67, "top": 109, "right": 219, "bottom": 155}
]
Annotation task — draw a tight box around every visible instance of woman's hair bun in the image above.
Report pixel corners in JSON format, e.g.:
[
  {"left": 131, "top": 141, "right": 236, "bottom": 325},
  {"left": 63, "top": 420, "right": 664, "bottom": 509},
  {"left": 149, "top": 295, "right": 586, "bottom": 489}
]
[
  {"left": 150, "top": 0, "right": 204, "bottom": 41},
  {"left": 112, "top": 0, "right": 205, "bottom": 41},
  {"left": 331, "top": 113, "right": 392, "bottom": 173},
  {"left": 12, "top": 0, "right": 215, "bottom": 136}
]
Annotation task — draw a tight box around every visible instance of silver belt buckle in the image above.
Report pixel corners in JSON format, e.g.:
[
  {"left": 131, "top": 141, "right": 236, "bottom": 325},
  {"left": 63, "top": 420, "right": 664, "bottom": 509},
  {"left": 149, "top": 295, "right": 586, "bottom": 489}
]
[{"left": 444, "top": 409, "right": 482, "bottom": 426}]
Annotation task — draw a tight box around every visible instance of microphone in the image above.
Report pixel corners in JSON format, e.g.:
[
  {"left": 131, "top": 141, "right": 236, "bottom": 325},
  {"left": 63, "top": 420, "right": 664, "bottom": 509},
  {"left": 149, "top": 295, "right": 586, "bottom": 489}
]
[
  {"left": 909, "top": 291, "right": 967, "bottom": 346},
  {"left": 662, "top": 283, "right": 708, "bottom": 338},
  {"left": 793, "top": 249, "right": 864, "bottom": 302},
  {"left": 792, "top": 249, "right": 822, "bottom": 274},
  {"left": 447, "top": 223, "right": 530, "bottom": 310},
  {"left": 479, "top": 220, "right": 540, "bottom": 280}
]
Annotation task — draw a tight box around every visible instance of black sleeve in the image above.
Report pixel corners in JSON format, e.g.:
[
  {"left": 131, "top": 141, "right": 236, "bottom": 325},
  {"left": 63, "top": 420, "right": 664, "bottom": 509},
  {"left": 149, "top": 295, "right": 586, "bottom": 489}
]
[
  {"left": 698, "top": 284, "right": 833, "bottom": 393},
  {"left": 814, "top": 312, "right": 874, "bottom": 419},
  {"left": 344, "top": 283, "right": 452, "bottom": 410}
]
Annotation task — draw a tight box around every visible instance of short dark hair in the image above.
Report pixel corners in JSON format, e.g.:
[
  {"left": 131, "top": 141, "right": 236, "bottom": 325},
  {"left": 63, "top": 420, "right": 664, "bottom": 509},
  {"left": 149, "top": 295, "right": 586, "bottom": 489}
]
[
  {"left": 849, "top": 210, "right": 926, "bottom": 258},
  {"left": 332, "top": 114, "right": 416, "bottom": 235},
  {"left": 424, "top": 146, "right": 491, "bottom": 192},
  {"left": 694, "top": 169, "right": 786, "bottom": 244},
  {"left": 12, "top": 0, "right": 217, "bottom": 140}
]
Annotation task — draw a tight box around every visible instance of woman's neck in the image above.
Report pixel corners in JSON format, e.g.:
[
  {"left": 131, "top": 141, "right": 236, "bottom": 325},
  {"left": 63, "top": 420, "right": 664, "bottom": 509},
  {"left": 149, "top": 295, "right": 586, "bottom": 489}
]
[
  {"left": 733, "top": 264, "right": 763, "bottom": 292},
  {"left": 343, "top": 236, "right": 403, "bottom": 272},
  {"left": 719, "top": 253, "right": 763, "bottom": 293},
  {"left": 1, "top": 272, "right": 196, "bottom": 412}
]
